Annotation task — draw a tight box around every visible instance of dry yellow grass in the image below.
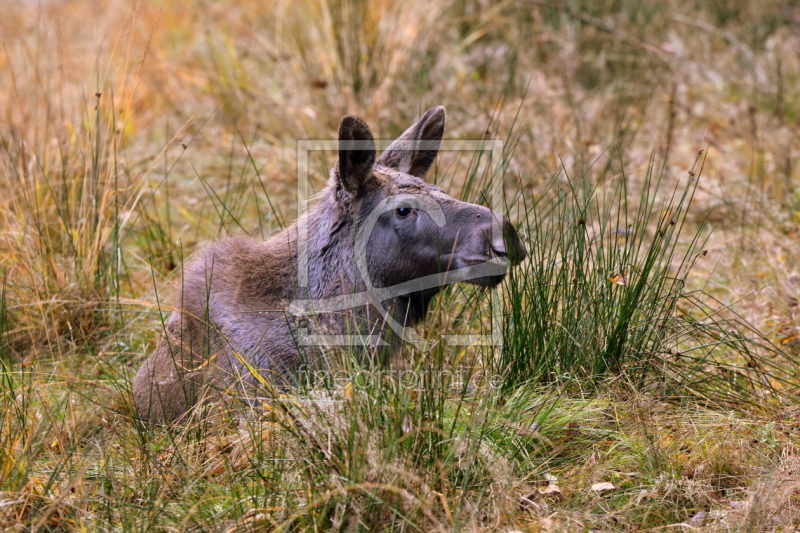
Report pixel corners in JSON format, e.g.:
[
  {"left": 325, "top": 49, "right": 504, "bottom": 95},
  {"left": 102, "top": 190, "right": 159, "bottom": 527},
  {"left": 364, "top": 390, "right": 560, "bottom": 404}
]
[{"left": 3, "top": 0, "right": 800, "bottom": 530}]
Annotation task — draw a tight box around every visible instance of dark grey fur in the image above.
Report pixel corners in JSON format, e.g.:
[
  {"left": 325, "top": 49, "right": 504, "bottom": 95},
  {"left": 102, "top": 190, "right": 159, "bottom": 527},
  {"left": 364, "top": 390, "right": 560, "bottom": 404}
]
[{"left": 133, "top": 107, "right": 526, "bottom": 423}]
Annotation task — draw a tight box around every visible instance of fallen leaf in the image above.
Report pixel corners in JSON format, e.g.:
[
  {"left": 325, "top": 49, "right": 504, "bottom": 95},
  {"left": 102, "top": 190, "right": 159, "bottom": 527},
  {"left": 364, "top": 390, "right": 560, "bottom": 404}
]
[
  {"left": 609, "top": 273, "right": 627, "bottom": 286},
  {"left": 565, "top": 422, "right": 582, "bottom": 438},
  {"left": 591, "top": 482, "right": 615, "bottom": 493},
  {"left": 540, "top": 475, "right": 560, "bottom": 496},
  {"left": 781, "top": 334, "right": 800, "bottom": 347},
  {"left": 538, "top": 483, "right": 561, "bottom": 496},
  {"left": 688, "top": 510, "right": 707, "bottom": 527}
]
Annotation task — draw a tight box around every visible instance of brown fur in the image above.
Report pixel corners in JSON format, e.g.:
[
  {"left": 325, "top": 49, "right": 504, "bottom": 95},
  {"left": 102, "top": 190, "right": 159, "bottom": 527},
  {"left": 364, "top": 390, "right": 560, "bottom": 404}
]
[{"left": 133, "top": 107, "right": 526, "bottom": 423}]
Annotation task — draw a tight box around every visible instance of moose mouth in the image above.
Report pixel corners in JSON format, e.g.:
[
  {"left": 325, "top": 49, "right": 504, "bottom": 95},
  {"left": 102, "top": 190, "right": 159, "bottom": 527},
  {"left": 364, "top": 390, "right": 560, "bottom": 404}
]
[
  {"left": 468, "top": 274, "right": 507, "bottom": 288},
  {"left": 456, "top": 255, "right": 511, "bottom": 288}
]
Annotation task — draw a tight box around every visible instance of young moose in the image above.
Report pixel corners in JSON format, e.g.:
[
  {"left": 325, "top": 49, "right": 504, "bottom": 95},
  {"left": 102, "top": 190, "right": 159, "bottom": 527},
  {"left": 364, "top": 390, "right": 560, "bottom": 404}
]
[{"left": 134, "top": 107, "right": 527, "bottom": 423}]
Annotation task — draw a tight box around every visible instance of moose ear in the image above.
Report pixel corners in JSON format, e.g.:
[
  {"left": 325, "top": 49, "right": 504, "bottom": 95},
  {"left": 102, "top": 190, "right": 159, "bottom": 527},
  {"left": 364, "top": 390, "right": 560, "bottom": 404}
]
[
  {"left": 336, "top": 115, "right": 376, "bottom": 197},
  {"left": 376, "top": 106, "right": 446, "bottom": 178}
]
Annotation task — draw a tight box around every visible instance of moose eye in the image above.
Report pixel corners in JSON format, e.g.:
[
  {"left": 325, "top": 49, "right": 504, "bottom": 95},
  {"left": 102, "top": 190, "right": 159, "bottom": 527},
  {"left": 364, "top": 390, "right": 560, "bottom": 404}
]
[{"left": 395, "top": 207, "right": 413, "bottom": 218}]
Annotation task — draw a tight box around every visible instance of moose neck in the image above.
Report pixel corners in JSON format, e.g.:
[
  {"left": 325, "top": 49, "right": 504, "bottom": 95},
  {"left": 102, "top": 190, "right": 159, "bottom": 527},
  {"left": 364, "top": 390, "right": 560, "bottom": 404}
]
[
  {"left": 299, "top": 193, "right": 358, "bottom": 300},
  {"left": 298, "top": 190, "right": 441, "bottom": 338},
  {"left": 390, "top": 288, "right": 442, "bottom": 326}
]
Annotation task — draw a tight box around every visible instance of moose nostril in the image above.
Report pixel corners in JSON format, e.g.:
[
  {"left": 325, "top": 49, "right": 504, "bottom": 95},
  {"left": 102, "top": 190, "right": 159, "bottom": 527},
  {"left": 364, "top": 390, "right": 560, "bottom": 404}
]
[
  {"left": 483, "top": 212, "right": 526, "bottom": 265},
  {"left": 501, "top": 218, "right": 527, "bottom": 265},
  {"left": 492, "top": 246, "right": 508, "bottom": 258}
]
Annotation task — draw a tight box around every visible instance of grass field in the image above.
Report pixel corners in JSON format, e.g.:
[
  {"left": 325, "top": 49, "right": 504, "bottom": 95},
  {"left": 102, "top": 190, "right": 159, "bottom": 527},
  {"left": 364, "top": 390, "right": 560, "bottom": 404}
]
[{"left": 3, "top": 0, "right": 800, "bottom": 530}]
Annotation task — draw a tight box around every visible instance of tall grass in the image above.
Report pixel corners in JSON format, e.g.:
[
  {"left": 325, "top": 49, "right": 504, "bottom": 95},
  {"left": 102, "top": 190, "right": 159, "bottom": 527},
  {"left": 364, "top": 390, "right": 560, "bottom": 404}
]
[
  {"left": 497, "top": 152, "right": 797, "bottom": 405},
  {"left": 0, "top": 93, "right": 127, "bottom": 359}
]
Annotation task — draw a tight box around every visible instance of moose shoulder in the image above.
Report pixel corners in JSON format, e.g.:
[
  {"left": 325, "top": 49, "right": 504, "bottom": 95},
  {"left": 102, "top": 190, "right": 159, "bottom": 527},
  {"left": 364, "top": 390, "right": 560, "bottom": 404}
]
[{"left": 133, "top": 106, "right": 527, "bottom": 423}]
